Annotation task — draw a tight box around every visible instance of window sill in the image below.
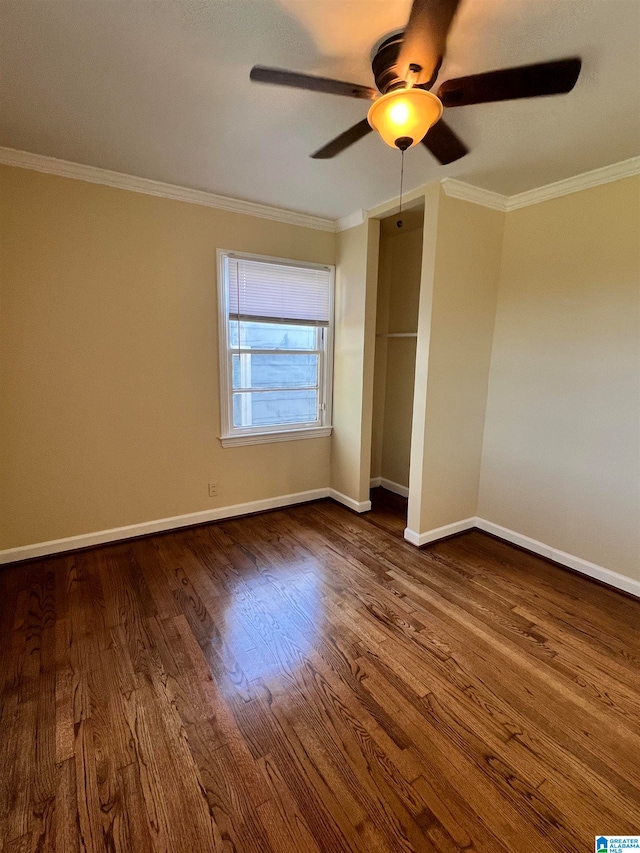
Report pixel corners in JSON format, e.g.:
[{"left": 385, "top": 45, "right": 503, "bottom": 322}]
[{"left": 219, "top": 426, "right": 332, "bottom": 447}]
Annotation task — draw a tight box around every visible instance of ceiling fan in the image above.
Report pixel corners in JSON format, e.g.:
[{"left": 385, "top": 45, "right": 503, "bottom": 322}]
[{"left": 250, "top": 0, "right": 581, "bottom": 164}]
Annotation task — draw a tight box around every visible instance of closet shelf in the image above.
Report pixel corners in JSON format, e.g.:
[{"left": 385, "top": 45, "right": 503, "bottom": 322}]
[{"left": 376, "top": 332, "right": 418, "bottom": 338}]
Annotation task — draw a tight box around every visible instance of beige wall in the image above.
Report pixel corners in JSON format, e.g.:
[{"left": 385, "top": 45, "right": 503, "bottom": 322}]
[
  {"left": 479, "top": 176, "right": 640, "bottom": 580},
  {"left": 408, "top": 188, "right": 505, "bottom": 535},
  {"left": 330, "top": 219, "right": 380, "bottom": 504},
  {"left": 0, "top": 165, "right": 335, "bottom": 549},
  {"left": 371, "top": 214, "right": 422, "bottom": 488}
]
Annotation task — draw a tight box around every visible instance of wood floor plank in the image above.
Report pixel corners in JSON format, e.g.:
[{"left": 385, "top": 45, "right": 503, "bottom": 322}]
[
  {"left": 124, "top": 675, "right": 219, "bottom": 853},
  {"left": 254, "top": 755, "right": 324, "bottom": 853},
  {"left": 33, "top": 625, "right": 56, "bottom": 806},
  {"left": 116, "top": 763, "right": 155, "bottom": 853},
  {"left": 358, "top": 654, "right": 562, "bottom": 853},
  {"left": 389, "top": 576, "right": 640, "bottom": 813},
  {"left": 184, "top": 724, "right": 273, "bottom": 852},
  {"left": 1, "top": 494, "right": 639, "bottom": 852},
  {"left": 54, "top": 758, "right": 80, "bottom": 853},
  {"left": 73, "top": 716, "right": 108, "bottom": 853},
  {"left": 227, "top": 679, "right": 373, "bottom": 853},
  {"left": 272, "top": 651, "right": 462, "bottom": 852}
]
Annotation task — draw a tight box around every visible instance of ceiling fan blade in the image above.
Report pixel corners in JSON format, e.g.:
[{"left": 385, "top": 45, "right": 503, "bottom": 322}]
[
  {"left": 421, "top": 119, "right": 468, "bottom": 164},
  {"left": 250, "top": 66, "right": 377, "bottom": 100},
  {"left": 438, "top": 58, "right": 581, "bottom": 107},
  {"left": 311, "top": 119, "right": 373, "bottom": 159},
  {"left": 397, "top": 0, "right": 461, "bottom": 86}
]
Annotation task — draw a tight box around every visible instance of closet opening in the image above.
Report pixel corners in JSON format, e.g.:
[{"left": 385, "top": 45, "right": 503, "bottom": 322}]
[{"left": 369, "top": 204, "right": 424, "bottom": 536}]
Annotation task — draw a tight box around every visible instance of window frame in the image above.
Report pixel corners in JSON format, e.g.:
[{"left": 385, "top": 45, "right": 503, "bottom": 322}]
[{"left": 217, "top": 249, "right": 334, "bottom": 447}]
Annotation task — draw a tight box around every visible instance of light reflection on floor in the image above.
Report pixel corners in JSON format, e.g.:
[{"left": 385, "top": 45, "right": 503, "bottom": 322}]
[{"left": 213, "top": 563, "right": 322, "bottom": 691}]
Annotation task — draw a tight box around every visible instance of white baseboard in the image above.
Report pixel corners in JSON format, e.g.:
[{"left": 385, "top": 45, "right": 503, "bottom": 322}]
[
  {"left": 3, "top": 499, "right": 637, "bottom": 600},
  {"left": 0, "top": 488, "right": 331, "bottom": 565},
  {"left": 475, "top": 518, "right": 640, "bottom": 600},
  {"left": 370, "top": 477, "right": 409, "bottom": 498},
  {"left": 402, "top": 515, "right": 639, "bottom": 599},
  {"left": 329, "top": 489, "right": 372, "bottom": 513},
  {"left": 404, "top": 518, "right": 476, "bottom": 547}
]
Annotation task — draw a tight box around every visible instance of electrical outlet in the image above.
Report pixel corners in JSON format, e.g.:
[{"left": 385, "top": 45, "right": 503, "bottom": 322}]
[{"left": 208, "top": 481, "right": 219, "bottom": 497}]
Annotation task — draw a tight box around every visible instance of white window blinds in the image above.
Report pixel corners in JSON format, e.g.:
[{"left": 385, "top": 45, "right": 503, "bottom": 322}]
[{"left": 227, "top": 257, "right": 332, "bottom": 326}]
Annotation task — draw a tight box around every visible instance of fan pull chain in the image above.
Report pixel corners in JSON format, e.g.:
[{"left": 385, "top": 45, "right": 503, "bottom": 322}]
[{"left": 397, "top": 149, "right": 405, "bottom": 228}]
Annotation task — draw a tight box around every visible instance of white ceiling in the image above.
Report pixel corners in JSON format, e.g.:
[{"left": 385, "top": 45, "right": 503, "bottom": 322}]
[{"left": 1, "top": 0, "right": 639, "bottom": 220}]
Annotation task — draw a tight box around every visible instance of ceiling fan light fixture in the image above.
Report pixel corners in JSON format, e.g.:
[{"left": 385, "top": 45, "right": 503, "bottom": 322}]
[{"left": 367, "top": 88, "right": 443, "bottom": 149}]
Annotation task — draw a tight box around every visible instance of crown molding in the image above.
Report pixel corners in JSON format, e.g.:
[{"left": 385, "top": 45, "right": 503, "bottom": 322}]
[
  {"left": 3, "top": 146, "right": 639, "bottom": 230},
  {"left": 504, "top": 155, "right": 640, "bottom": 211},
  {"left": 335, "top": 209, "right": 366, "bottom": 232},
  {"left": 441, "top": 179, "right": 508, "bottom": 211},
  {"left": 442, "top": 156, "right": 640, "bottom": 213},
  {"left": 0, "top": 147, "right": 336, "bottom": 232}
]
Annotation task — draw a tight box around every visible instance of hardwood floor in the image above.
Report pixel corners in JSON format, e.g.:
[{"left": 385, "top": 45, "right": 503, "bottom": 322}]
[
  {"left": 367, "top": 486, "right": 409, "bottom": 538},
  {"left": 1, "top": 496, "right": 639, "bottom": 852}
]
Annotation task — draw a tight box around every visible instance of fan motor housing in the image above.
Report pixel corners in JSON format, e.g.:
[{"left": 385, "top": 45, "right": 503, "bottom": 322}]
[{"left": 372, "top": 33, "right": 441, "bottom": 94}]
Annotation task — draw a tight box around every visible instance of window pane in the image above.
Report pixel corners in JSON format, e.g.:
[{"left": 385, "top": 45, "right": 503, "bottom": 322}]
[
  {"left": 232, "top": 353, "right": 318, "bottom": 390},
  {"left": 233, "top": 390, "right": 318, "bottom": 428},
  {"left": 229, "top": 321, "right": 316, "bottom": 350}
]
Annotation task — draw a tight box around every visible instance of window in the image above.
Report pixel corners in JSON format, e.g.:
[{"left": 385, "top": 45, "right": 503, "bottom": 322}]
[{"left": 217, "top": 250, "right": 334, "bottom": 446}]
